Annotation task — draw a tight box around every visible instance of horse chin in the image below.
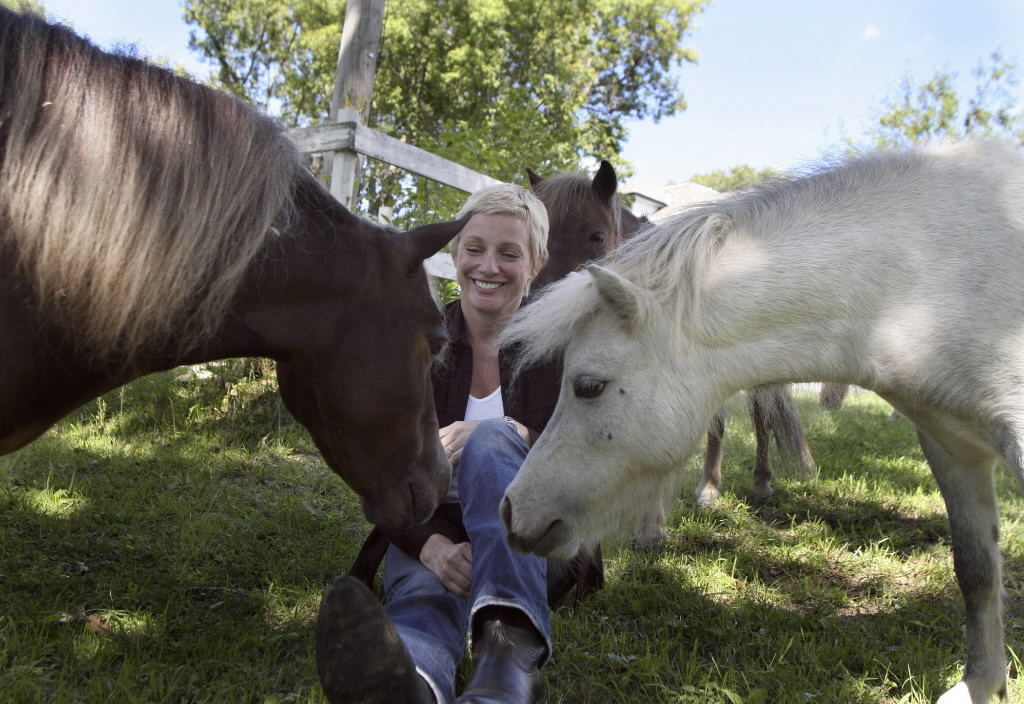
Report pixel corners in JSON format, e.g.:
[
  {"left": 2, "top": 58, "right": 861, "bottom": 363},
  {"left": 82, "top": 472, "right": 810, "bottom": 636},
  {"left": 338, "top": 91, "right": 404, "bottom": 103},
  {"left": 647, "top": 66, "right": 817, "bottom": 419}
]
[{"left": 360, "top": 465, "right": 450, "bottom": 529}]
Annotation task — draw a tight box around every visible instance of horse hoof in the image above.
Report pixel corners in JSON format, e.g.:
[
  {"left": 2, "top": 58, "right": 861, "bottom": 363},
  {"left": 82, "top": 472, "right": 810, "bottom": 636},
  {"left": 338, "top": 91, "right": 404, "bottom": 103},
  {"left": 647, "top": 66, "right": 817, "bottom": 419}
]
[{"left": 695, "top": 484, "right": 720, "bottom": 507}]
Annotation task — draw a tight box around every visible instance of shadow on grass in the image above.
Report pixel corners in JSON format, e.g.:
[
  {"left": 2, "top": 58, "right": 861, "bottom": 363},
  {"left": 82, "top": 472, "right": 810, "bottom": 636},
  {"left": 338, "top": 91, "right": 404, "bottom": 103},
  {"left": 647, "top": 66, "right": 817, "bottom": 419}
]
[
  {"left": 0, "top": 371, "right": 371, "bottom": 702},
  {"left": 549, "top": 547, "right": 993, "bottom": 704}
]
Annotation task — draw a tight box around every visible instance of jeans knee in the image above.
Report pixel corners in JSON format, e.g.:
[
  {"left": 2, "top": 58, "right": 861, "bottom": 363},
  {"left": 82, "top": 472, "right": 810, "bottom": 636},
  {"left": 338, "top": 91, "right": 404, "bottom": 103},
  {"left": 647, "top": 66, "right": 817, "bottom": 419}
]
[{"left": 458, "top": 419, "right": 525, "bottom": 494}]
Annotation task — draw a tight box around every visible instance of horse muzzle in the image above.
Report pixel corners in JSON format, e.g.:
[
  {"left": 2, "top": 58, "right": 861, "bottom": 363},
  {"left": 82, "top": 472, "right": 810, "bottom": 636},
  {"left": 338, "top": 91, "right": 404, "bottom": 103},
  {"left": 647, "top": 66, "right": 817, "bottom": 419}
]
[{"left": 500, "top": 494, "right": 579, "bottom": 559}]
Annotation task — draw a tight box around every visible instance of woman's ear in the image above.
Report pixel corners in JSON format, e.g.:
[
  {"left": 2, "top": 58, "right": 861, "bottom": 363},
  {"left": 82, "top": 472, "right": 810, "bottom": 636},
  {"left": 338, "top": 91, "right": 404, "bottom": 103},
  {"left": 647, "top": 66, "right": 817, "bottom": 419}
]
[{"left": 531, "top": 254, "right": 548, "bottom": 281}]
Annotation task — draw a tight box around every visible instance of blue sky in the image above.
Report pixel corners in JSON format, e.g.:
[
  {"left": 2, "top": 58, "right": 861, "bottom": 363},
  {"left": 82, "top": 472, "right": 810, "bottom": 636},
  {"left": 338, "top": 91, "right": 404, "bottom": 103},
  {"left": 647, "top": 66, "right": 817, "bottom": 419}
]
[{"left": 41, "top": 0, "right": 1024, "bottom": 190}]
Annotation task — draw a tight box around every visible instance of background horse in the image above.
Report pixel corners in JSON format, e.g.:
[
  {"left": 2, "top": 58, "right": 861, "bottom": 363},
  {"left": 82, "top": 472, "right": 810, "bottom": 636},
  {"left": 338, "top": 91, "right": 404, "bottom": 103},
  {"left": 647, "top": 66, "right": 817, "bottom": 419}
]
[
  {"left": 501, "top": 141, "right": 1024, "bottom": 703},
  {"left": 0, "top": 7, "right": 466, "bottom": 529},
  {"left": 528, "top": 161, "right": 813, "bottom": 517}
]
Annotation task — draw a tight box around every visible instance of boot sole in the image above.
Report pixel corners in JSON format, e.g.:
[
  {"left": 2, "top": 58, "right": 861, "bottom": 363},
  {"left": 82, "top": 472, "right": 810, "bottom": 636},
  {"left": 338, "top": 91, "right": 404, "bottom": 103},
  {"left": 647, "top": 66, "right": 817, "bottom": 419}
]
[{"left": 316, "top": 575, "right": 420, "bottom": 704}]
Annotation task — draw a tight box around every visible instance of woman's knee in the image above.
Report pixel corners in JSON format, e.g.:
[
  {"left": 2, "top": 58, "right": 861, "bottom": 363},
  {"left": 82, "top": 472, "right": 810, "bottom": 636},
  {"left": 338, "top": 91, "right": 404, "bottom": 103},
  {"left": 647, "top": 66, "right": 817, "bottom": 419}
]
[{"left": 458, "top": 419, "right": 525, "bottom": 489}]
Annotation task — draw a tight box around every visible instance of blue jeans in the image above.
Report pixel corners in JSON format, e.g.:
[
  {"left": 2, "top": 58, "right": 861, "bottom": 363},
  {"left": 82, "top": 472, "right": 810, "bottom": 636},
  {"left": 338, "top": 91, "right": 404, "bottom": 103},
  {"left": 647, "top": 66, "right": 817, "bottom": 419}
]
[{"left": 382, "top": 419, "right": 551, "bottom": 704}]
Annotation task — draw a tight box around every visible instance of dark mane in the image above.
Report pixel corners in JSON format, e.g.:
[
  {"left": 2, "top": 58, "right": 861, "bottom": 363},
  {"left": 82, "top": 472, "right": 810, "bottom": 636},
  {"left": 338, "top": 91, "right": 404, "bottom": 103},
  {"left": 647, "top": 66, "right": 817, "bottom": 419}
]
[{"left": 0, "top": 7, "right": 303, "bottom": 358}]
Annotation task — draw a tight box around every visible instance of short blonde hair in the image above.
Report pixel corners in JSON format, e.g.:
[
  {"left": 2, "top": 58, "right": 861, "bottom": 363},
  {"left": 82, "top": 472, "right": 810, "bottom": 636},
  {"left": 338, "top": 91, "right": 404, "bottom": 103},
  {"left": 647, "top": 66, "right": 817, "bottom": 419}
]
[{"left": 452, "top": 183, "right": 549, "bottom": 268}]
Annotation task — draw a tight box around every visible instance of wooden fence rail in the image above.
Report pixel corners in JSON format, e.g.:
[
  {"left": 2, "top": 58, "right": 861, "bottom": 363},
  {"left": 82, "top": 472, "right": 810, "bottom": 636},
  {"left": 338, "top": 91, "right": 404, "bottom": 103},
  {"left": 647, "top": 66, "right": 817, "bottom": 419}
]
[{"left": 288, "top": 107, "right": 502, "bottom": 279}]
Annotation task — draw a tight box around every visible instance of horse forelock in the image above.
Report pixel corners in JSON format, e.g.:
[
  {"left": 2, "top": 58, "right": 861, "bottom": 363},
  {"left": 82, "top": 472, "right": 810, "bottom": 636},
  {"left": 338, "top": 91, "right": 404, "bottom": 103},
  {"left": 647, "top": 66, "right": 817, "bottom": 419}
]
[
  {"left": 532, "top": 171, "right": 625, "bottom": 244},
  {"left": 501, "top": 272, "right": 601, "bottom": 372},
  {"left": 0, "top": 8, "right": 303, "bottom": 360}
]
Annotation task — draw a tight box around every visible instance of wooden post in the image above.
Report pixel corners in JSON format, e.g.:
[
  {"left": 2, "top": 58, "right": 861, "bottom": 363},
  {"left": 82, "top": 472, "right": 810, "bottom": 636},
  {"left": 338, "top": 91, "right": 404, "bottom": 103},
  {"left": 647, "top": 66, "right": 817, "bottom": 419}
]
[{"left": 329, "top": 0, "right": 385, "bottom": 208}]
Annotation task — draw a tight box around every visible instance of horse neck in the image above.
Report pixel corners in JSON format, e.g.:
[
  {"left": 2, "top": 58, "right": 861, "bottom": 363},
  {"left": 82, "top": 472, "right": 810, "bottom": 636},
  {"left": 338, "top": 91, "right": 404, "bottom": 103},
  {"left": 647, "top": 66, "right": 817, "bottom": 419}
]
[
  {"left": 683, "top": 216, "right": 889, "bottom": 392},
  {"left": 186, "top": 177, "right": 372, "bottom": 364}
]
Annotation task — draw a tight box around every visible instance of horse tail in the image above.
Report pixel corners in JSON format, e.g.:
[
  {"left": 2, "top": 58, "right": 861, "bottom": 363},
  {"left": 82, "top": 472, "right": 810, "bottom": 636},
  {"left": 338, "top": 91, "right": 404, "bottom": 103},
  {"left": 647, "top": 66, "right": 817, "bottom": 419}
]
[{"left": 750, "top": 384, "right": 816, "bottom": 475}]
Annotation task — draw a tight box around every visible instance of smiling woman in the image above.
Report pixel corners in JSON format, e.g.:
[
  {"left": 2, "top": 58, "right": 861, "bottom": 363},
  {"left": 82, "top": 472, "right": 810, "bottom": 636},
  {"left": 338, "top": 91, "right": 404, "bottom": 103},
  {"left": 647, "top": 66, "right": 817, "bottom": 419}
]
[{"left": 316, "top": 183, "right": 576, "bottom": 704}]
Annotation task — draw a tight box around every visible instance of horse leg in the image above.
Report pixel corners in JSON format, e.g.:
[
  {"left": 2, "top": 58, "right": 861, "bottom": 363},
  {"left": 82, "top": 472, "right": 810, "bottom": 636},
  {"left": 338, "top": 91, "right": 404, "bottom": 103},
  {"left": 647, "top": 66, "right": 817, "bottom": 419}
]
[
  {"left": 695, "top": 409, "right": 726, "bottom": 507},
  {"left": 747, "top": 387, "right": 776, "bottom": 501},
  {"left": 766, "top": 384, "right": 816, "bottom": 476},
  {"left": 819, "top": 382, "right": 849, "bottom": 409},
  {"left": 917, "top": 430, "right": 1007, "bottom": 703},
  {"left": 632, "top": 502, "right": 667, "bottom": 552}
]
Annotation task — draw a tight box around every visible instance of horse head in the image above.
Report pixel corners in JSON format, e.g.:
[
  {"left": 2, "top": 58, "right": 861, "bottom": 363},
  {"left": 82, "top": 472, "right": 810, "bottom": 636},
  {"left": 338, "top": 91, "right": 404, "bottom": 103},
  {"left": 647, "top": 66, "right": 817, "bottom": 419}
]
[
  {"left": 528, "top": 160, "right": 642, "bottom": 290},
  {"left": 247, "top": 178, "right": 470, "bottom": 529},
  {"left": 499, "top": 264, "right": 717, "bottom": 558}
]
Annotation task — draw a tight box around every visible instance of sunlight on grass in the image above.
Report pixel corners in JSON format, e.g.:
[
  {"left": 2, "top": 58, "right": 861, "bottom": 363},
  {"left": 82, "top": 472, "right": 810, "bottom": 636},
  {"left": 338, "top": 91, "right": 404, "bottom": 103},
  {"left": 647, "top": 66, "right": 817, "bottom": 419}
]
[
  {"left": 4, "top": 373, "right": 1024, "bottom": 702},
  {"left": 22, "top": 486, "right": 87, "bottom": 518}
]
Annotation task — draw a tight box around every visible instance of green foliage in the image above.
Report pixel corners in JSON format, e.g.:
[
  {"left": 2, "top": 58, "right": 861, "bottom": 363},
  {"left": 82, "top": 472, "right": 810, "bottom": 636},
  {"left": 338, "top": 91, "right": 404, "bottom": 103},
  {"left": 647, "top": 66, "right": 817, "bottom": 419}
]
[
  {"left": 183, "top": 0, "right": 707, "bottom": 225},
  {"left": 435, "top": 277, "right": 461, "bottom": 306},
  {"left": 863, "top": 51, "right": 1024, "bottom": 150},
  {"left": 1, "top": 0, "right": 44, "bottom": 15},
  {"left": 691, "top": 164, "right": 781, "bottom": 192},
  {"left": 183, "top": 0, "right": 345, "bottom": 116}
]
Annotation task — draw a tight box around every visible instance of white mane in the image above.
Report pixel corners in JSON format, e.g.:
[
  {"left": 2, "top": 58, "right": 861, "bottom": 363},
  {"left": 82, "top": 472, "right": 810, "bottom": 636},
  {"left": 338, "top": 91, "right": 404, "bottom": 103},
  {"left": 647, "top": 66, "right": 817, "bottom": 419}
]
[
  {"left": 502, "top": 272, "right": 601, "bottom": 370},
  {"left": 505, "top": 143, "right": 1017, "bottom": 365}
]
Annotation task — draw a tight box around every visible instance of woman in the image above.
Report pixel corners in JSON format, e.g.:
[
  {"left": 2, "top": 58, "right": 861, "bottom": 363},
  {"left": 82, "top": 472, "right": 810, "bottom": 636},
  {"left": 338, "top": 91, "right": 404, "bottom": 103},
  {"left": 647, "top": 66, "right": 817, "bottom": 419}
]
[{"left": 317, "top": 183, "right": 556, "bottom": 704}]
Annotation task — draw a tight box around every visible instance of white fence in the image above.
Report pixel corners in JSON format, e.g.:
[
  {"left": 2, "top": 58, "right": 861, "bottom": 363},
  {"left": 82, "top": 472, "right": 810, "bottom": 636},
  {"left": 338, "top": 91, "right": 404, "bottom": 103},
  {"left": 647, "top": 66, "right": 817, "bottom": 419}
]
[{"left": 287, "top": 108, "right": 503, "bottom": 278}]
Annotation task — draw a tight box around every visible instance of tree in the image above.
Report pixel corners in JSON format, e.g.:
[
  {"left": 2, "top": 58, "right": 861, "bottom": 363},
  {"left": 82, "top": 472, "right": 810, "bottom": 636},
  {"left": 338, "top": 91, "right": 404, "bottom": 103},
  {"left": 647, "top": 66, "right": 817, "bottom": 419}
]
[
  {"left": 691, "top": 164, "right": 780, "bottom": 192},
  {"left": 863, "top": 51, "right": 1024, "bottom": 150},
  {"left": 183, "top": 0, "right": 707, "bottom": 224},
  {"left": 3, "top": 0, "right": 45, "bottom": 15}
]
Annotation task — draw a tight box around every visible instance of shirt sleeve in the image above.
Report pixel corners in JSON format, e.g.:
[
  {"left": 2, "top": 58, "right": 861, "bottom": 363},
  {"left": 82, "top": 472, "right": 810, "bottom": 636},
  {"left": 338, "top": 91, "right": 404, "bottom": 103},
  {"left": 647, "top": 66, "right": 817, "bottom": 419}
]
[{"left": 376, "top": 503, "right": 468, "bottom": 561}]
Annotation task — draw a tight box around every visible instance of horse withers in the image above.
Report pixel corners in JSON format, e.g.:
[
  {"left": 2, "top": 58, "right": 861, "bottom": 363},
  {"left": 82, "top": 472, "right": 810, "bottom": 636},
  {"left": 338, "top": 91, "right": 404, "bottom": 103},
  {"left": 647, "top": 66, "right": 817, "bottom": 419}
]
[
  {"left": 501, "top": 142, "right": 1024, "bottom": 703},
  {"left": 0, "top": 6, "right": 464, "bottom": 528}
]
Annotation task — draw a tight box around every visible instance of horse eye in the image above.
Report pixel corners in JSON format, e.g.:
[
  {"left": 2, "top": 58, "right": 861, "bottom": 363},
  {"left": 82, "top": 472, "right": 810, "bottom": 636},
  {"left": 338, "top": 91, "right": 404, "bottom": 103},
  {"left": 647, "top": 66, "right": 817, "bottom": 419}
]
[
  {"left": 589, "top": 231, "right": 606, "bottom": 246},
  {"left": 573, "top": 376, "right": 607, "bottom": 399}
]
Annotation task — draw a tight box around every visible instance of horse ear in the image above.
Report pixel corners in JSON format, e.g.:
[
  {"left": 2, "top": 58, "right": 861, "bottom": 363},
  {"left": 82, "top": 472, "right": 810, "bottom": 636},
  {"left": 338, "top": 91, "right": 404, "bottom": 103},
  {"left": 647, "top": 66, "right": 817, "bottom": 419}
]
[
  {"left": 592, "top": 160, "right": 617, "bottom": 205},
  {"left": 587, "top": 264, "right": 643, "bottom": 325},
  {"left": 404, "top": 214, "right": 471, "bottom": 263},
  {"left": 526, "top": 168, "right": 544, "bottom": 188}
]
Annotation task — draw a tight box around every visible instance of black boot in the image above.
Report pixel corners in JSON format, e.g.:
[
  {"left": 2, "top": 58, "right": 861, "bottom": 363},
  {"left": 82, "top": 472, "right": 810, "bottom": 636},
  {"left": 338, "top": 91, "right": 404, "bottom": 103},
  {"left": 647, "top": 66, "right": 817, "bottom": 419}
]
[
  {"left": 455, "top": 614, "right": 545, "bottom": 704},
  {"left": 316, "top": 575, "right": 434, "bottom": 704}
]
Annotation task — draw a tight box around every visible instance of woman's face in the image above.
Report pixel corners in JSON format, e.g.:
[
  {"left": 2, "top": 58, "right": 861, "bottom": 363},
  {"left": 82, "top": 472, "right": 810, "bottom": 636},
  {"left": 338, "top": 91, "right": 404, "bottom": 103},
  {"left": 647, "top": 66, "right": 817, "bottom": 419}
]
[{"left": 453, "top": 213, "right": 542, "bottom": 320}]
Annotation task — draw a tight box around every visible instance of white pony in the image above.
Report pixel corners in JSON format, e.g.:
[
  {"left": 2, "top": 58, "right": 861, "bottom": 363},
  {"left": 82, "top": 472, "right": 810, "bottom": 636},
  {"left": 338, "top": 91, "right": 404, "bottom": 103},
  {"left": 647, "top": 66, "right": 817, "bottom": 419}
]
[{"left": 500, "top": 141, "right": 1024, "bottom": 703}]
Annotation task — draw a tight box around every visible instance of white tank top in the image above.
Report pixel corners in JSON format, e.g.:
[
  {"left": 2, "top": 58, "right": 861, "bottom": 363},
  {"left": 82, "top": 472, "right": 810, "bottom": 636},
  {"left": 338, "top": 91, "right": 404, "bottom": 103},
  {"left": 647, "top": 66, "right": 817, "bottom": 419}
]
[{"left": 464, "top": 386, "right": 504, "bottom": 421}]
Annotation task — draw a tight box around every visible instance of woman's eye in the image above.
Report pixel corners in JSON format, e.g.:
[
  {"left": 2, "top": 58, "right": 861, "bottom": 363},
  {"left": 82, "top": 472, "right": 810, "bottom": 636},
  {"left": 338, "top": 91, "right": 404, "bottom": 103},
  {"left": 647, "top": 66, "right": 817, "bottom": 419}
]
[{"left": 573, "top": 376, "right": 607, "bottom": 399}]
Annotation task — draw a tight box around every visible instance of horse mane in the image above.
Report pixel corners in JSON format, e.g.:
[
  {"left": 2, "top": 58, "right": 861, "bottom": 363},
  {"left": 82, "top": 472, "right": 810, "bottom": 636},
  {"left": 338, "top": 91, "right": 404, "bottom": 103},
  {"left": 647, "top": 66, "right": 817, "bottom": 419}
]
[
  {"left": 0, "top": 8, "right": 303, "bottom": 360},
  {"left": 530, "top": 170, "right": 626, "bottom": 246},
  {"left": 501, "top": 271, "right": 598, "bottom": 370},
  {"left": 506, "top": 147, "right": 948, "bottom": 360}
]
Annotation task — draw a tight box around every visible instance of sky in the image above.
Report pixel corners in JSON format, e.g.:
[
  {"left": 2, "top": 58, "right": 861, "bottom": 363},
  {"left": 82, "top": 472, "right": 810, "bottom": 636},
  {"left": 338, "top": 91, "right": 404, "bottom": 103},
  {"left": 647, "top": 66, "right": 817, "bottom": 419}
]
[{"left": 39, "top": 0, "right": 1024, "bottom": 192}]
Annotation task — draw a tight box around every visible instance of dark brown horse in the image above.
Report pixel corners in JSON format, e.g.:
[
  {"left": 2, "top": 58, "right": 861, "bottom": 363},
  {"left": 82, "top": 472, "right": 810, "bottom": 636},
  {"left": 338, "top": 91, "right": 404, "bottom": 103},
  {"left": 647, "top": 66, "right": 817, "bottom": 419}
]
[
  {"left": 0, "top": 7, "right": 466, "bottom": 529},
  {"left": 527, "top": 160, "right": 646, "bottom": 290},
  {"left": 527, "top": 161, "right": 814, "bottom": 524}
]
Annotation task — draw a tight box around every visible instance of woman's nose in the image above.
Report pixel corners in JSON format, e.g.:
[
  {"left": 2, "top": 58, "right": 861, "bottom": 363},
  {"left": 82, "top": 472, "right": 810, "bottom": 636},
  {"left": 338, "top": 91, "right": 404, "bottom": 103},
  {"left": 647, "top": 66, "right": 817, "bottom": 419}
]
[{"left": 479, "top": 251, "right": 499, "bottom": 272}]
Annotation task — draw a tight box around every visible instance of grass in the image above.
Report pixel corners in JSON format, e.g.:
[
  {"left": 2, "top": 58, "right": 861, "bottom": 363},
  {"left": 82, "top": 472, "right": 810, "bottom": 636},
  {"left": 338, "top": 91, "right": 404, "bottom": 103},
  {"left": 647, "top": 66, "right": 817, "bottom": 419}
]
[{"left": 1, "top": 366, "right": 1022, "bottom": 703}]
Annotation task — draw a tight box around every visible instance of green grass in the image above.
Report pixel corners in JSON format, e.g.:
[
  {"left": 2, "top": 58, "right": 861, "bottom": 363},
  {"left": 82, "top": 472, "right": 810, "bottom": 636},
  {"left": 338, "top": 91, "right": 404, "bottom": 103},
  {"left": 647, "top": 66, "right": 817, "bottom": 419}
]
[{"left": 1, "top": 368, "right": 1022, "bottom": 703}]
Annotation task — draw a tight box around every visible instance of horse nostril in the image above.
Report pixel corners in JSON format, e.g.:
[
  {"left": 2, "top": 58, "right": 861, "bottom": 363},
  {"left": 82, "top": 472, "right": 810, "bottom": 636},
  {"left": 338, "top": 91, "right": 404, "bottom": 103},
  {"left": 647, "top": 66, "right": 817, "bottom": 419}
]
[{"left": 499, "top": 495, "right": 512, "bottom": 531}]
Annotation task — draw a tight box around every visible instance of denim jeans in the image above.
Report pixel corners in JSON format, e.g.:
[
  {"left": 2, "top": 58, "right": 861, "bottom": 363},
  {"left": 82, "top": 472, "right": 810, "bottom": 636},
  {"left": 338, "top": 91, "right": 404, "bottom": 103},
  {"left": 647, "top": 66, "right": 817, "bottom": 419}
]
[{"left": 382, "top": 419, "right": 551, "bottom": 704}]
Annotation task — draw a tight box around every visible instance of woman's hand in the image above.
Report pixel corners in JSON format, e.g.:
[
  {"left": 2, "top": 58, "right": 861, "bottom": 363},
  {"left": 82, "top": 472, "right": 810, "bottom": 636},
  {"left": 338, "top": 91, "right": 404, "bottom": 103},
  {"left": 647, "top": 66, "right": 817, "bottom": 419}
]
[
  {"left": 439, "top": 420, "right": 481, "bottom": 466},
  {"left": 419, "top": 534, "right": 473, "bottom": 597}
]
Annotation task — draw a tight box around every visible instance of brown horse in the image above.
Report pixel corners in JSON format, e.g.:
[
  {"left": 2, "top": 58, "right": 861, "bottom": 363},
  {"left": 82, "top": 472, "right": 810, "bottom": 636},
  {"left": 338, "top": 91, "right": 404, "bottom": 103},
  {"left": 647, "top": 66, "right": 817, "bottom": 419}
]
[
  {"left": 527, "top": 161, "right": 814, "bottom": 523},
  {"left": 0, "top": 7, "right": 466, "bottom": 529}
]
